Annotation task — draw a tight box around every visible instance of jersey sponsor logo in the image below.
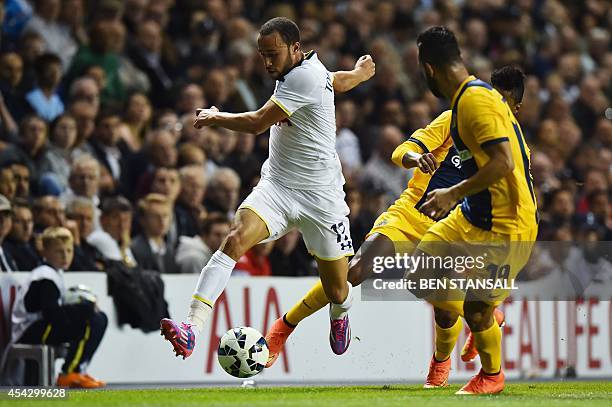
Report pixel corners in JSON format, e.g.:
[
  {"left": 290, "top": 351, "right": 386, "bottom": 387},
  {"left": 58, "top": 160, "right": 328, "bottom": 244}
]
[
  {"left": 451, "top": 155, "right": 462, "bottom": 169},
  {"left": 458, "top": 149, "right": 473, "bottom": 161}
]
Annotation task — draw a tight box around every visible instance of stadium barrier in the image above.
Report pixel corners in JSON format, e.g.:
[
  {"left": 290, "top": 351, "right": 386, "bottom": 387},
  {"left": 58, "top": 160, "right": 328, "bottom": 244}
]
[{"left": 1, "top": 273, "right": 610, "bottom": 383}]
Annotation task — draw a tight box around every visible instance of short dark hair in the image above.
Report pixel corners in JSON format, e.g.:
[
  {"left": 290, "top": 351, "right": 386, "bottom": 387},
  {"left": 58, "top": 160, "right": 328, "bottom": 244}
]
[
  {"left": 34, "top": 53, "right": 62, "bottom": 78},
  {"left": 416, "top": 26, "right": 461, "bottom": 68},
  {"left": 95, "top": 107, "right": 120, "bottom": 127},
  {"left": 101, "top": 196, "right": 132, "bottom": 214},
  {"left": 198, "top": 213, "right": 230, "bottom": 236},
  {"left": 12, "top": 197, "right": 30, "bottom": 212},
  {"left": 259, "top": 17, "right": 300, "bottom": 46},
  {"left": 491, "top": 66, "right": 526, "bottom": 104}
]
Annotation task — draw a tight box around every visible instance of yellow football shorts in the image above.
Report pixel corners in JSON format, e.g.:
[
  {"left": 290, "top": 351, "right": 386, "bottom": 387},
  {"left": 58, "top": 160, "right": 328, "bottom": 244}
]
[
  {"left": 416, "top": 206, "right": 538, "bottom": 306},
  {"left": 367, "top": 197, "right": 435, "bottom": 246}
]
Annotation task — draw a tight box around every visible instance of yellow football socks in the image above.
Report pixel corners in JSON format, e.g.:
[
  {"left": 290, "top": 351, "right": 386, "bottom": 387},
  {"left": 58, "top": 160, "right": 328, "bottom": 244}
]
[
  {"left": 473, "top": 319, "right": 502, "bottom": 374},
  {"left": 285, "top": 280, "right": 329, "bottom": 326},
  {"left": 434, "top": 318, "right": 463, "bottom": 361}
]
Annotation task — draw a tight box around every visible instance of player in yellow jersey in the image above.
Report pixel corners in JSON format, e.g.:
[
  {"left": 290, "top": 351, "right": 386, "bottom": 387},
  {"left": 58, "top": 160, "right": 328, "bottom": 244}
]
[
  {"left": 411, "top": 27, "right": 538, "bottom": 395},
  {"left": 264, "top": 64, "right": 529, "bottom": 384}
]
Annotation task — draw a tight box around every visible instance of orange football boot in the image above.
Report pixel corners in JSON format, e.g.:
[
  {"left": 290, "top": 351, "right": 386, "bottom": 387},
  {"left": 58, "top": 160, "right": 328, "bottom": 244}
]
[
  {"left": 424, "top": 355, "right": 451, "bottom": 388},
  {"left": 56, "top": 372, "right": 104, "bottom": 388},
  {"left": 456, "top": 369, "right": 505, "bottom": 394},
  {"left": 264, "top": 316, "right": 295, "bottom": 368}
]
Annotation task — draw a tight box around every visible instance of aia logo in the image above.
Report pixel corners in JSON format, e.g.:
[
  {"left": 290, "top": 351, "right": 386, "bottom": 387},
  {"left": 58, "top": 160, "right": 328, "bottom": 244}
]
[{"left": 276, "top": 118, "right": 292, "bottom": 127}]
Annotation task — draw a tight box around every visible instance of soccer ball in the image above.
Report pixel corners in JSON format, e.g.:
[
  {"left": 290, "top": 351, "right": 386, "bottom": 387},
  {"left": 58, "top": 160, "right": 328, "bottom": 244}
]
[
  {"left": 217, "top": 327, "right": 269, "bottom": 378},
  {"left": 64, "top": 285, "right": 97, "bottom": 305}
]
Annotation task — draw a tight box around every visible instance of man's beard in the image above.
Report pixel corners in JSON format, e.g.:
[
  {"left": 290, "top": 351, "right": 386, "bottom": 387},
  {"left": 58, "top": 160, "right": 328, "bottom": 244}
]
[{"left": 424, "top": 71, "right": 444, "bottom": 99}]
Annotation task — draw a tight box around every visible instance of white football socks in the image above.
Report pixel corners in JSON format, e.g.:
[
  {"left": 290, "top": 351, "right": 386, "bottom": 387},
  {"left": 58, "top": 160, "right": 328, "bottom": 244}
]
[
  {"left": 329, "top": 281, "right": 353, "bottom": 320},
  {"left": 188, "top": 250, "right": 237, "bottom": 334}
]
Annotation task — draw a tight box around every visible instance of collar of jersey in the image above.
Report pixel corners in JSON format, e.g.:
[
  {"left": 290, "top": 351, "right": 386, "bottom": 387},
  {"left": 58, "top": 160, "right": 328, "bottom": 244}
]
[
  {"left": 450, "top": 75, "right": 477, "bottom": 107},
  {"left": 279, "top": 50, "right": 315, "bottom": 82}
]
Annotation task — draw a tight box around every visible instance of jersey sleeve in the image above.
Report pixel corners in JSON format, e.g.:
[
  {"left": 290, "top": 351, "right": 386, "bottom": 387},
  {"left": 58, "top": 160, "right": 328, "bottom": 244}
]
[
  {"left": 270, "top": 67, "right": 321, "bottom": 116},
  {"left": 391, "top": 110, "right": 452, "bottom": 167},
  {"left": 460, "top": 89, "right": 510, "bottom": 148}
]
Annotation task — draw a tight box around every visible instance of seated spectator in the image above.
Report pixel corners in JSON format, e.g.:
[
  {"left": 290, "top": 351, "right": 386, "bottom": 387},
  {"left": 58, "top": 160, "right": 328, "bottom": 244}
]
[
  {"left": 177, "top": 143, "right": 206, "bottom": 168},
  {"left": 147, "top": 166, "right": 182, "bottom": 246},
  {"left": 132, "top": 129, "right": 177, "bottom": 199},
  {"left": 65, "top": 20, "right": 125, "bottom": 107},
  {"left": 234, "top": 242, "right": 274, "bottom": 277},
  {"left": 89, "top": 109, "right": 130, "bottom": 195},
  {"left": 69, "top": 99, "right": 98, "bottom": 157},
  {"left": 335, "top": 99, "right": 362, "bottom": 175},
  {"left": 154, "top": 109, "right": 182, "bottom": 142},
  {"left": 11, "top": 226, "right": 106, "bottom": 388},
  {"left": 360, "top": 125, "right": 411, "bottom": 206},
  {"left": 204, "top": 167, "right": 241, "bottom": 218},
  {"left": 0, "top": 52, "right": 29, "bottom": 127},
  {"left": 131, "top": 193, "right": 176, "bottom": 273},
  {"left": 32, "top": 195, "right": 65, "bottom": 234},
  {"left": 0, "top": 195, "right": 17, "bottom": 272},
  {"left": 175, "top": 165, "right": 207, "bottom": 237},
  {"left": 66, "top": 197, "right": 101, "bottom": 264},
  {"left": 87, "top": 196, "right": 136, "bottom": 267},
  {"left": 61, "top": 155, "right": 101, "bottom": 227},
  {"left": 0, "top": 164, "right": 16, "bottom": 201},
  {"left": 127, "top": 20, "right": 173, "bottom": 107},
  {"left": 25, "top": 53, "right": 64, "bottom": 122},
  {"left": 3, "top": 199, "right": 39, "bottom": 271},
  {"left": 39, "top": 113, "right": 78, "bottom": 192},
  {"left": 175, "top": 213, "right": 230, "bottom": 274},
  {"left": 222, "top": 132, "right": 262, "bottom": 195},
  {"left": 68, "top": 76, "right": 100, "bottom": 112},
  {"left": 116, "top": 92, "right": 152, "bottom": 152},
  {"left": 9, "top": 161, "right": 31, "bottom": 200},
  {"left": 0, "top": 115, "right": 47, "bottom": 183},
  {"left": 22, "top": 0, "right": 78, "bottom": 70}
]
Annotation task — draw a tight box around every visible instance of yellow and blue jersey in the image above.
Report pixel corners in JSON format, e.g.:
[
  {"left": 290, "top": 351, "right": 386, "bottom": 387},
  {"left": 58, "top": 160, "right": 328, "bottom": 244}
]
[
  {"left": 391, "top": 110, "right": 464, "bottom": 212},
  {"left": 369, "top": 111, "right": 464, "bottom": 244},
  {"left": 450, "top": 75, "right": 538, "bottom": 234}
]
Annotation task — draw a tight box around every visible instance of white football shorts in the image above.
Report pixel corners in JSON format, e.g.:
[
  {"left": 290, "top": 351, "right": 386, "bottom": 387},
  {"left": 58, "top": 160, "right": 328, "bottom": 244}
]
[{"left": 239, "top": 178, "right": 354, "bottom": 260}]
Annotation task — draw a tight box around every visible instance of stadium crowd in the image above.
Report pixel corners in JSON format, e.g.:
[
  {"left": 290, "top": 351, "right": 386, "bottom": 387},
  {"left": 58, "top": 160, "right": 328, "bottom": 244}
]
[{"left": 0, "top": 0, "right": 609, "bottom": 278}]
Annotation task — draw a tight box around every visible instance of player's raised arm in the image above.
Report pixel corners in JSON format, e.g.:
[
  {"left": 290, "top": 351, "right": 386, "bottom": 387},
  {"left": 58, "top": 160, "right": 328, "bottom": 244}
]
[
  {"left": 331, "top": 55, "right": 376, "bottom": 93},
  {"left": 193, "top": 100, "right": 288, "bottom": 135},
  {"left": 391, "top": 110, "right": 453, "bottom": 174}
]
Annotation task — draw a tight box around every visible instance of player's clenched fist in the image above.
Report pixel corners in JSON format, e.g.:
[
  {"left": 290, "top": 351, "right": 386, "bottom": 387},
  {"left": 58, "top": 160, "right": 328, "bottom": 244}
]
[
  {"left": 416, "top": 152, "right": 438, "bottom": 174},
  {"left": 194, "top": 106, "right": 219, "bottom": 129},
  {"left": 355, "top": 55, "right": 375, "bottom": 81}
]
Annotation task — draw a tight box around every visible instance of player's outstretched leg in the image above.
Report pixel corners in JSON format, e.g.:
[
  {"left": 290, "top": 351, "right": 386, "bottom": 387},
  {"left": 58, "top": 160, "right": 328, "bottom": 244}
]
[
  {"left": 461, "top": 308, "right": 505, "bottom": 363},
  {"left": 160, "top": 208, "right": 268, "bottom": 359},
  {"left": 456, "top": 300, "right": 505, "bottom": 395},
  {"left": 317, "top": 257, "right": 353, "bottom": 355},
  {"left": 265, "top": 234, "right": 392, "bottom": 367},
  {"left": 265, "top": 280, "right": 328, "bottom": 367},
  {"left": 424, "top": 306, "right": 461, "bottom": 388}
]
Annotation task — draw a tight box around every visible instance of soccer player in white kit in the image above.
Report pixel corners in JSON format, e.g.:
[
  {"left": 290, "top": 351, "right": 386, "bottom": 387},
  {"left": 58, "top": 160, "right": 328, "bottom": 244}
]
[{"left": 160, "top": 17, "right": 375, "bottom": 359}]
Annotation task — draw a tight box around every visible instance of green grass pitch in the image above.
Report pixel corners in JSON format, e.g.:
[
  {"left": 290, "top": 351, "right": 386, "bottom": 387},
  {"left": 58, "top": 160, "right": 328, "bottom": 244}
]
[{"left": 2, "top": 382, "right": 611, "bottom": 407}]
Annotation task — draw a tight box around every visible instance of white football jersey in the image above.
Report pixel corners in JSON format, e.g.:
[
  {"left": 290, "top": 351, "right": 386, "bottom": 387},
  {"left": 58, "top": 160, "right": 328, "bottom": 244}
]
[{"left": 265, "top": 51, "right": 344, "bottom": 190}]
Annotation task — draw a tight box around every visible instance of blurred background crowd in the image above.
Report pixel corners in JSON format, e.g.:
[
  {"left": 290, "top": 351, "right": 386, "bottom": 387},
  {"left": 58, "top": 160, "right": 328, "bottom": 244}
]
[{"left": 0, "top": 0, "right": 609, "bottom": 277}]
